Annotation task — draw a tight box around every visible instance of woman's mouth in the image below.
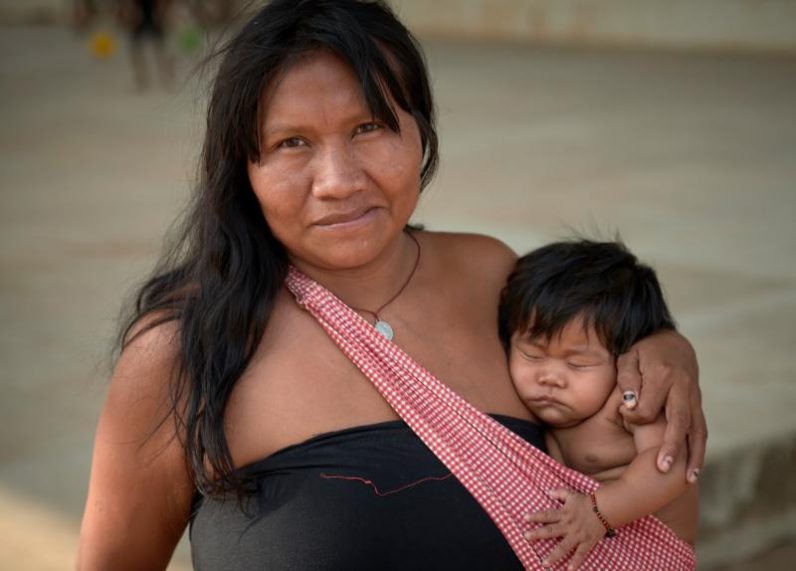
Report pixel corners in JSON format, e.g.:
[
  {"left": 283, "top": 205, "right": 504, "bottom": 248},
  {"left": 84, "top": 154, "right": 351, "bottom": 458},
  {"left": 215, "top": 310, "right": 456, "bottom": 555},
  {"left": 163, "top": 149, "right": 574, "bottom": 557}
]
[{"left": 313, "top": 206, "right": 378, "bottom": 229}]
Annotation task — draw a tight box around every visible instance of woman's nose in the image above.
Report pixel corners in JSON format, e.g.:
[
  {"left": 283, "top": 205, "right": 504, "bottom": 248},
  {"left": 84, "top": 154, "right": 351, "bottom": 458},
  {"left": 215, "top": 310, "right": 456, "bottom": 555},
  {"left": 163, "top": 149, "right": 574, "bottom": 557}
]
[{"left": 311, "top": 143, "right": 365, "bottom": 199}]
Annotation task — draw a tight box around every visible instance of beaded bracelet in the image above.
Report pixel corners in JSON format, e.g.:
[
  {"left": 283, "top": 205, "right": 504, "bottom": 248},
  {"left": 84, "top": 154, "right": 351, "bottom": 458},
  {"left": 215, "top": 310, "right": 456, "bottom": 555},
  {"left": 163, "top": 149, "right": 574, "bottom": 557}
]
[{"left": 589, "top": 492, "right": 617, "bottom": 538}]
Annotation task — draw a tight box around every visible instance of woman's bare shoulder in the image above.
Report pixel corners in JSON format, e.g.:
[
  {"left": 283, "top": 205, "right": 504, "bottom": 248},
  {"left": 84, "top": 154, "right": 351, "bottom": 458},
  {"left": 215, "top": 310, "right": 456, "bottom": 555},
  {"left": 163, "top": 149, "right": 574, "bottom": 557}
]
[
  {"left": 111, "top": 317, "right": 181, "bottom": 406},
  {"left": 421, "top": 230, "right": 518, "bottom": 283},
  {"left": 100, "top": 317, "right": 187, "bottom": 473}
]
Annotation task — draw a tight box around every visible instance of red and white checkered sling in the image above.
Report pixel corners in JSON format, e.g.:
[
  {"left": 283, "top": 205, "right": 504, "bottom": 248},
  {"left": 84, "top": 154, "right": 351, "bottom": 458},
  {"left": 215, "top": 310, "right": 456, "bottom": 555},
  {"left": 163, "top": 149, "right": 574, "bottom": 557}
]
[{"left": 285, "top": 266, "right": 696, "bottom": 571}]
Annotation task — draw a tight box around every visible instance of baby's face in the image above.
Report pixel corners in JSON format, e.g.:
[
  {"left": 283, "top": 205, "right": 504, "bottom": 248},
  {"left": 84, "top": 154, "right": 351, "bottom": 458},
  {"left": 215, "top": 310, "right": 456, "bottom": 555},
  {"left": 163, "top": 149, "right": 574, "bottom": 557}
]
[{"left": 508, "top": 318, "right": 616, "bottom": 428}]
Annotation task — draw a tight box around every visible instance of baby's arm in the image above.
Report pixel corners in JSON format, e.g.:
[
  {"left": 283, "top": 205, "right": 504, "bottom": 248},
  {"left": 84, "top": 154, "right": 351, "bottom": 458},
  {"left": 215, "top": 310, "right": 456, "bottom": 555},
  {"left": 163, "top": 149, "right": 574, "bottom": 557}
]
[
  {"left": 524, "top": 416, "right": 688, "bottom": 570},
  {"left": 593, "top": 415, "right": 688, "bottom": 529}
]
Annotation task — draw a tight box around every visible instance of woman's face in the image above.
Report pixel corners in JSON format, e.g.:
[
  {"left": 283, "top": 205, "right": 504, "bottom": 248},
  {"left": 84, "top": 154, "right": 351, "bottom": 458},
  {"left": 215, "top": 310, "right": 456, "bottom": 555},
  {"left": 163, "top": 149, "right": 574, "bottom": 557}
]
[{"left": 248, "top": 50, "right": 424, "bottom": 271}]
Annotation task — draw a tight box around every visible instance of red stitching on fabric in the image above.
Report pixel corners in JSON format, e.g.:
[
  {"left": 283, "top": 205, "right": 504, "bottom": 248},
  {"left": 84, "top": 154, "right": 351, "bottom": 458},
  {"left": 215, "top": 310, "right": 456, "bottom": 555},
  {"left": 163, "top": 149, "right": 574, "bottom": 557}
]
[{"left": 320, "top": 472, "right": 453, "bottom": 497}]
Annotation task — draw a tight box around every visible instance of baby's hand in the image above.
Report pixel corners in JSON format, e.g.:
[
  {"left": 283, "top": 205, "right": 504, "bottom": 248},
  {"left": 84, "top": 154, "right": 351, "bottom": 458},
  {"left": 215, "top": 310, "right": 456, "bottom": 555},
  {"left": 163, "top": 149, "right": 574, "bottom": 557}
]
[{"left": 523, "top": 489, "right": 607, "bottom": 570}]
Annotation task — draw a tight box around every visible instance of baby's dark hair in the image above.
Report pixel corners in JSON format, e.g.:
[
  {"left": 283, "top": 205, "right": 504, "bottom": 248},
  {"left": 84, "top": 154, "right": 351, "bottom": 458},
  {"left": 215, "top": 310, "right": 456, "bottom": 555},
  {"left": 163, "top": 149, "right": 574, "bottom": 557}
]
[{"left": 499, "top": 239, "right": 675, "bottom": 355}]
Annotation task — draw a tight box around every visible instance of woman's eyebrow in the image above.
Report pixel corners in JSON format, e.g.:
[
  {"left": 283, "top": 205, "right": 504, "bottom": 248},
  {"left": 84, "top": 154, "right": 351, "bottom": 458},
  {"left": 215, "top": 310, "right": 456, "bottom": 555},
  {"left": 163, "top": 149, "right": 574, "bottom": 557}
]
[
  {"left": 263, "top": 111, "right": 376, "bottom": 139},
  {"left": 262, "top": 123, "right": 309, "bottom": 137}
]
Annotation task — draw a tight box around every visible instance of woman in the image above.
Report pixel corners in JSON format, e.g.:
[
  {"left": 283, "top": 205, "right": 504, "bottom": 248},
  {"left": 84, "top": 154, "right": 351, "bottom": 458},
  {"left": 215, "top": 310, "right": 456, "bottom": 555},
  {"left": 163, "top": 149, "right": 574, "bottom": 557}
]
[{"left": 77, "top": 1, "right": 706, "bottom": 569}]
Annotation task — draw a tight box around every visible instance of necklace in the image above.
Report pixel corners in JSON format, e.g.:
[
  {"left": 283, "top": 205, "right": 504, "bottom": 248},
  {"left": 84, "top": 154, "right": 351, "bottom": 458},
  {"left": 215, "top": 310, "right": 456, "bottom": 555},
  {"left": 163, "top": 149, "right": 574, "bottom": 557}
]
[{"left": 349, "top": 232, "right": 421, "bottom": 341}]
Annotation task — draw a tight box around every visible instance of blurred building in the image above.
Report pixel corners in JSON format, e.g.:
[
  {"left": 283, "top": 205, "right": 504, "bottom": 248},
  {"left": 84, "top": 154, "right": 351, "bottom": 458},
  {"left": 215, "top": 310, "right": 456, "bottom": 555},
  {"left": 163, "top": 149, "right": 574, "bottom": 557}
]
[
  {"left": 2, "top": 0, "right": 796, "bottom": 52},
  {"left": 398, "top": 0, "right": 796, "bottom": 52}
]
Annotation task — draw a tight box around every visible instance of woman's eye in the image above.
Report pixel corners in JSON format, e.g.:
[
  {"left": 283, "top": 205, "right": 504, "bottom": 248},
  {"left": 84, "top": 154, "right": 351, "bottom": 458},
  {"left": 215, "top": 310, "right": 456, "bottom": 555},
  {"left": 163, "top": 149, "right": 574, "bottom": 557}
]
[
  {"left": 277, "top": 136, "right": 306, "bottom": 149},
  {"left": 354, "top": 122, "right": 382, "bottom": 135}
]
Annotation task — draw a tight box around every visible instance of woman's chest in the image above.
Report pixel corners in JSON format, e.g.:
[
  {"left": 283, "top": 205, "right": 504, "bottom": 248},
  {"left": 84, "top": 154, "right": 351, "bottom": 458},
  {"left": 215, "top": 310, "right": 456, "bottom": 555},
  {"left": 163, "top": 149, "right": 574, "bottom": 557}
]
[
  {"left": 191, "top": 423, "right": 534, "bottom": 571},
  {"left": 225, "top": 295, "right": 527, "bottom": 468}
]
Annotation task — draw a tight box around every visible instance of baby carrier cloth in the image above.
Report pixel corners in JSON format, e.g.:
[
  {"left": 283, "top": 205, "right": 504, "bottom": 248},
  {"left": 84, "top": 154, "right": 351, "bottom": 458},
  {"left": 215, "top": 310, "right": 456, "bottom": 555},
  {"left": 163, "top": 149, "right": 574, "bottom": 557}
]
[{"left": 285, "top": 266, "right": 696, "bottom": 571}]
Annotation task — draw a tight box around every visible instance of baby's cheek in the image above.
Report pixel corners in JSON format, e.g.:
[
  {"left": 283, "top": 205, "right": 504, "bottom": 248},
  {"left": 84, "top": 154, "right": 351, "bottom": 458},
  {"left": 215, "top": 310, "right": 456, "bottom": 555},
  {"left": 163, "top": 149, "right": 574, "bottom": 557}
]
[
  {"left": 508, "top": 351, "right": 534, "bottom": 380},
  {"left": 509, "top": 373, "right": 536, "bottom": 402}
]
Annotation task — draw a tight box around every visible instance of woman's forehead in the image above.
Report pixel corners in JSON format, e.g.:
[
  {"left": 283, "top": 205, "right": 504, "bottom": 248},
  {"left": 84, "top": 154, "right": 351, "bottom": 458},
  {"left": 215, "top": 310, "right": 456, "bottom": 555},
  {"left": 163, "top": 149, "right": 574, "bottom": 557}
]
[
  {"left": 260, "top": 51, "right": 367, "bottom": 116},
  {"left": 259, "top": 49, "right": 406, "bottom": 135}
]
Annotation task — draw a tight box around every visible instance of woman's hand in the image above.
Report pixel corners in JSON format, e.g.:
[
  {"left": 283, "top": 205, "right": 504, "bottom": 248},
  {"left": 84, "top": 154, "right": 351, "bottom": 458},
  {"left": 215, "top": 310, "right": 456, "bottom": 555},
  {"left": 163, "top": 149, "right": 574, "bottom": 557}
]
[
  {"left": 616, "top": 329, "right": 706, "bottom": 483},
  {"left": 523, "top": 489, "right": 604, "bottom": 570}
]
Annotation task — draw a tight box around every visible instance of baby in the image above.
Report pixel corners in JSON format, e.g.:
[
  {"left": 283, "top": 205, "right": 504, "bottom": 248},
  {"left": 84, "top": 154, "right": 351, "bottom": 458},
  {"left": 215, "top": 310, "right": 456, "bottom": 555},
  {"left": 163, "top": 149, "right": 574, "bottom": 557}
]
[{"left": 499, "top": 239, "right": 698, "bottom": 570}]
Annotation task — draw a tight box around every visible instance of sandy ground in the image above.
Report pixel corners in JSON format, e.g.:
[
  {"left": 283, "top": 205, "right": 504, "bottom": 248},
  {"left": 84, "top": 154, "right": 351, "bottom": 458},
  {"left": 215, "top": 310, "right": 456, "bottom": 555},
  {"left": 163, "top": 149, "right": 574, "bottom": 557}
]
[{"left": 1, "top": 25, "right": 795, "bottom": 570}]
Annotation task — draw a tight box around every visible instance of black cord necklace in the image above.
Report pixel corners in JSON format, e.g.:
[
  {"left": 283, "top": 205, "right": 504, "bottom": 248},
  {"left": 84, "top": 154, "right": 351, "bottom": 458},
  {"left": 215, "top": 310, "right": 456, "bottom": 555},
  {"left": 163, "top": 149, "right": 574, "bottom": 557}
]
[{"left": 349, "top": 231, "right": 421, "bottom": 341}]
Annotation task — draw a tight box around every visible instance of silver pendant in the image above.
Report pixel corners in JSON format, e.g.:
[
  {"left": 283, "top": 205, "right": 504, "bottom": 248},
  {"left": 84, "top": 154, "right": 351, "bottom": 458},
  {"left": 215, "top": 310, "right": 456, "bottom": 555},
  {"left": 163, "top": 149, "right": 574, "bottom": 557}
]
[{"left": 374, "top": 320, "right": 394, "bottom": 341}]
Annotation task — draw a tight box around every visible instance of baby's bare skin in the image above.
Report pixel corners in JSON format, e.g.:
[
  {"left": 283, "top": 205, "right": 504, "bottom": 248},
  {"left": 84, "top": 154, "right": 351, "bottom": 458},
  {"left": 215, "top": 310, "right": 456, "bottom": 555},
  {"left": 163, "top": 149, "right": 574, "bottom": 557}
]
[{"left": 546, "top": 386, "right": 699, "bottom": 544}]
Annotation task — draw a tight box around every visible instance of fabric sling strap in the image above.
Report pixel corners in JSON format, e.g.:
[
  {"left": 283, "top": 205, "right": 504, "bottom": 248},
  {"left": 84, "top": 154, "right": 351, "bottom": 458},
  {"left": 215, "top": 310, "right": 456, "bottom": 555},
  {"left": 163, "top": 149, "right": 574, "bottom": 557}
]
[{"left": 286, "top": 267, "right": 696, "bottom": 571}]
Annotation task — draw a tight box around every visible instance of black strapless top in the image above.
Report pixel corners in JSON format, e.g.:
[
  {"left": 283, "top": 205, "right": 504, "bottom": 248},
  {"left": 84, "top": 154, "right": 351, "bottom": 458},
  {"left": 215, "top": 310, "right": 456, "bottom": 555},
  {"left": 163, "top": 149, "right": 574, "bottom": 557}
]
[{"left": 190, "top": 415, "right": 545, "bottom": 571}]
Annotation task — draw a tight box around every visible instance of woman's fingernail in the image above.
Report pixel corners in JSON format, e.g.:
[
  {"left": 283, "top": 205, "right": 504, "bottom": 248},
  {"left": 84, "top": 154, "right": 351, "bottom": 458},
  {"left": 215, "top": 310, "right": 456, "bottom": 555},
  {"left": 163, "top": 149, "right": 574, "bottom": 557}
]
[
  {"left": 689, "top": 468, "right": 700, "bottom": 483},
  {"left": 660, "top": 456, "right": 673, "bottom": 471},
  {"left": 622, "top": 390, "right": 637, "bottom": 409}
]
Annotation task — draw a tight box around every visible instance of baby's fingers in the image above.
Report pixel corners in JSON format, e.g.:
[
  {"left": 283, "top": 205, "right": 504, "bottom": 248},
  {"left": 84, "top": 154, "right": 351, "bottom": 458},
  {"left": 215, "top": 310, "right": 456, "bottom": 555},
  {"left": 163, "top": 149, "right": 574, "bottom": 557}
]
[
  {"left": 524, "top": 509, "right": 562, "bottom": 525},
  {"left": 565, "top": 543, "right": 593, "bottom": 571},
  {"left": 524, "top": 523, "right": 565, "bottom": 542},
  {"left": 541, "top": 538, "right": 576, "bottom": 568}
]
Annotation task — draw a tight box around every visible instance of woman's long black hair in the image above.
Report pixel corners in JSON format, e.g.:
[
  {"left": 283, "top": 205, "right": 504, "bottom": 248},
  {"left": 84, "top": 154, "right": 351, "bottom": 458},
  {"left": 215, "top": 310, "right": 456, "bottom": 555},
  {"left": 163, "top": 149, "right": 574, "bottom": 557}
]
[{"left": 119, "top": 0, "right": 439, "bottom": 496}]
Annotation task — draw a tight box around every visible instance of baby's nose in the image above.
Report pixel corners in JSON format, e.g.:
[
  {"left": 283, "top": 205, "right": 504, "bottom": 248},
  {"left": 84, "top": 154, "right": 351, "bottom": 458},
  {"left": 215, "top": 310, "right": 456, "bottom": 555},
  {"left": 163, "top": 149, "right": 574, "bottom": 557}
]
[{"left": 538, "top": 370, "right": 566, "bottom": 387}]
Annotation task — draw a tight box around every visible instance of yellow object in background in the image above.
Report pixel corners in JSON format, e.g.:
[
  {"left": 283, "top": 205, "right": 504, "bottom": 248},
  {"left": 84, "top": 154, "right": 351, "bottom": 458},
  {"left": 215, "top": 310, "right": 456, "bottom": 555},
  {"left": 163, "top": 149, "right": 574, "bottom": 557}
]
[{"left": 88, "top": 32, "right": 116, "bottom": 59}]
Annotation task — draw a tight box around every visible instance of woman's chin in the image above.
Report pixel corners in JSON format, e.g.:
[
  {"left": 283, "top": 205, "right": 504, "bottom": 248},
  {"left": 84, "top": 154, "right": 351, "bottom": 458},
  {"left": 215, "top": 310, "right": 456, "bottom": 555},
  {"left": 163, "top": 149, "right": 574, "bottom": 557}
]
[
  {"left": 291, "top": 239, "right": 393, "bottom": 272},
  {"left": 292, "top": 225, "right": 409, "bottom": 271}
]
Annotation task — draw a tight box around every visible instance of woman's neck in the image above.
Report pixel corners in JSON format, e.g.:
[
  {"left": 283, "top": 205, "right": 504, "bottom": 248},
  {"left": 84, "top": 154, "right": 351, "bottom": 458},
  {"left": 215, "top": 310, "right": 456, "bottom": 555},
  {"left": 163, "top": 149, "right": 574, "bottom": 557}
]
[{"left": 289, "top": 231, "right": 420, "bottom": 312}]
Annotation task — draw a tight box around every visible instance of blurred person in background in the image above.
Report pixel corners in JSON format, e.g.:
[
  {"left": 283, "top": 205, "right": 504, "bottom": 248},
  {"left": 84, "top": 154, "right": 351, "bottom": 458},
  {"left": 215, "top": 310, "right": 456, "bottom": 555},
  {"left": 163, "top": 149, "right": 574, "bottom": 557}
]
[
  {"left": 72, "top": 0, "right": 99, "bottom": 31},
  {"left": 117, "top": 0, "right": 175, "bottom": 89}
]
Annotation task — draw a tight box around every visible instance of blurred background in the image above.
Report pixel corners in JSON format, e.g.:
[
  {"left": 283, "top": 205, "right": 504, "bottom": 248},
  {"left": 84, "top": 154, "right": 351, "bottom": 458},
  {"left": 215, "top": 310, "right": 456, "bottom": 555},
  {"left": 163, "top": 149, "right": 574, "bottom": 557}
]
[{"left": 1, "top": 0, "right": 795, "bottom": 569}]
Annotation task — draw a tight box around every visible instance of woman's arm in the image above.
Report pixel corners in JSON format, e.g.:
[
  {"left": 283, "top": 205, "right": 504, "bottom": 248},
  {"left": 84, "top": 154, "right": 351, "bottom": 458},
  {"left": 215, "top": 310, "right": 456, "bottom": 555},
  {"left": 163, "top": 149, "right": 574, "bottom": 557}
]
[
  {"left": 616, "top": 329, "right": 706, "bottom": 483},
  {"left": 76, "top": 324, "right": 194, "bottom": 571},
  {"left": 524, "top": 417, "right": 688, "bottom": 570}
]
